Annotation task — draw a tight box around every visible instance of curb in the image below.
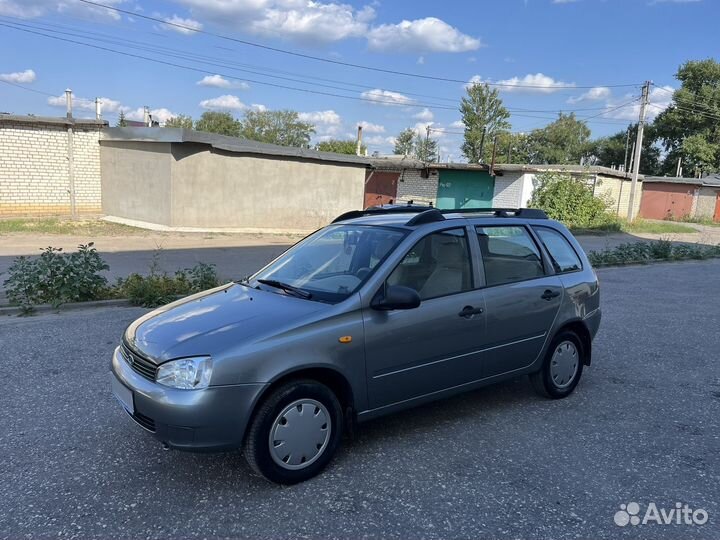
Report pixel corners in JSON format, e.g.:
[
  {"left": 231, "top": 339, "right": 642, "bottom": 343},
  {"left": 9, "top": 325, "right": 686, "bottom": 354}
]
[{"left": 0, "top": 298, "right": 135, "bottom": 316}]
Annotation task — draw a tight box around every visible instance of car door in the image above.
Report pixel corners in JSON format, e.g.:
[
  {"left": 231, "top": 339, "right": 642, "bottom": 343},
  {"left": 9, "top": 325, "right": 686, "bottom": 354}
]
[
  {"left": 475, "top": 224, "right": 563, "bottom": 378},
  {"left": 363, "top": 226, "right": 487, "bottom": 409}
]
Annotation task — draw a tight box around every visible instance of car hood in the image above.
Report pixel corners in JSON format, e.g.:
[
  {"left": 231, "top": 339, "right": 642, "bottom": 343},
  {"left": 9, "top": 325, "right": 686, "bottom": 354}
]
[{"left": 124, "top": 283, "right": 327, "bottom": 362}]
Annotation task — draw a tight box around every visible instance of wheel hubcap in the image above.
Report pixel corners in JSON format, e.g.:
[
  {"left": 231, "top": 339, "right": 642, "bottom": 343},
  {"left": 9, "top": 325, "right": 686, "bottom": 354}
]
[
  {"left": 550, "top": 341, "right": 579, "bottom": 389},
  {"left": 269, "top": 399, "right": 331, "bottom": 470}
]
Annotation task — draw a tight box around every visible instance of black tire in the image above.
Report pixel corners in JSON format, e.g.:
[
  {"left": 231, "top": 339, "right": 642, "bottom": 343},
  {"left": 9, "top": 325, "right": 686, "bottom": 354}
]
[
  {"left": 243, "top": 379, "right": 343, "bottom": 484},
  {"left": 530, "top": 330, "right": 584, "bottom": 399}
]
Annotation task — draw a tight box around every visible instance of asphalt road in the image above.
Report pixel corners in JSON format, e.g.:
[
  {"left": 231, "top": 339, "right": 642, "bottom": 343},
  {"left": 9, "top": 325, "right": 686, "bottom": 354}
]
[{"left": 2, "top": 260, "right": 719, "bottom": 539}]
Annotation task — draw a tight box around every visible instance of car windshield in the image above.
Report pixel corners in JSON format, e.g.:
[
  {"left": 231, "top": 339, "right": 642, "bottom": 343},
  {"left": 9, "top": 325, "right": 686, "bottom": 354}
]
[{"left": 248, "top": 225, "right": 406, "bottom": 303}]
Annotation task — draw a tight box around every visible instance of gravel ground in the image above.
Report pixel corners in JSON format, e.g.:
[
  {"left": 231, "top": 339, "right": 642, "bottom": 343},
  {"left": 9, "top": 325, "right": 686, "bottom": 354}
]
[{"left": 1, "top": 260, "right": 719, "bottom": 539}]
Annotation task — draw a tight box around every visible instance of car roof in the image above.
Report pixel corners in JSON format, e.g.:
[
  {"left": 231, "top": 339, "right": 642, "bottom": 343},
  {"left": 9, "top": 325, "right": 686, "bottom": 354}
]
[{"left": 332, "top": 206, "right": 560, "bottom": 230}]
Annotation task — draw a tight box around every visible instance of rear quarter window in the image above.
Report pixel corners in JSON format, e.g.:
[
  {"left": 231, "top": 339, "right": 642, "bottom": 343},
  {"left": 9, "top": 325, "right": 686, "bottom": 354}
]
[{"left": 533, "top": 227, "right": 583, "bottom": 273}]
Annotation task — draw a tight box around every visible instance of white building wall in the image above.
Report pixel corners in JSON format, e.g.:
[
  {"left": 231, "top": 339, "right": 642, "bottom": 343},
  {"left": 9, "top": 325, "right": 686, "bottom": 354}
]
[{"left": 492, "top": 171, "right": 524, "bottom": 207}]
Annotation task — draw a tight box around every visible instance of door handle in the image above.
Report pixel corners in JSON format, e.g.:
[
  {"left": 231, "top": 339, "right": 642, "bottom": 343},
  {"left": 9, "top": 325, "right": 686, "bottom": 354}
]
[
  {"left": 459, "top": 305, "right": 484, "bottom": 318},
  {"left": 541, "top": 289, "right": 561, "bottom": 300}
]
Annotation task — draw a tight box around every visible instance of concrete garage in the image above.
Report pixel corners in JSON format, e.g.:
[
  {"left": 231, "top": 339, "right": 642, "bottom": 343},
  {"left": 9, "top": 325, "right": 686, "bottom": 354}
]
[{"left": 100, "top": 128, "right": 371, "bottom": 231}]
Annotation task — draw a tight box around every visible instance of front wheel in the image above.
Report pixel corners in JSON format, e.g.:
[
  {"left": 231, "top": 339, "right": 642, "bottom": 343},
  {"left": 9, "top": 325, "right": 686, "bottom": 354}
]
[
  {"left": 243, "top": 380, "right": 343, "bottom": 484},
  {"left": 530, "top": 331, "right": 584, "bottom": 399}
]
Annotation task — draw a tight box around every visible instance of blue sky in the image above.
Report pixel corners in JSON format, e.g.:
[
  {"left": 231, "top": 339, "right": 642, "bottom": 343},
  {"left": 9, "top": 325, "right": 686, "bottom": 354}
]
[{"left": 0, "top": 0, "right": 717, "bottom": 159}]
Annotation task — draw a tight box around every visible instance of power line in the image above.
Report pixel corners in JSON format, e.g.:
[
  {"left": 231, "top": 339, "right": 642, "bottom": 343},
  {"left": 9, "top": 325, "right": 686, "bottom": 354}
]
[
  {"left": 0, "top": 20, "right": 642, "bottom": 126},
  {"left": 75, "top": 0, "right": 642, "bottom": 90},
  {"left": 0, "top": 78, "right": 57, "bottom": 97},
  {"left": 2, "top": 16, "right": 638, "bottom": 116},
  {"left": 650, "top": 83, "right": 720, "bottom": 114}
]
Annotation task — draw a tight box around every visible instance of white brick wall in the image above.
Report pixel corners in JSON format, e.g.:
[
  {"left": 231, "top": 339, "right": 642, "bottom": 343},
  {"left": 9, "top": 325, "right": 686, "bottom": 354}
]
[
  {"left": 492, "top": 171, "right": 524, "bottom": 207},
  {"left": 0, "top": 118, "right": 103, "bottom": 217},
  {"left": 395, "top": 168, "right": 439, "bottom": 205}
]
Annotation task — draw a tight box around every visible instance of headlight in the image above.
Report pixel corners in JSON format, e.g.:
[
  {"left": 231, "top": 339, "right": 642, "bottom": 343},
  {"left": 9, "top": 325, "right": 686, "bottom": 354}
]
[{"left": 156, "top": 357, "right": 213, "bottom": 390}]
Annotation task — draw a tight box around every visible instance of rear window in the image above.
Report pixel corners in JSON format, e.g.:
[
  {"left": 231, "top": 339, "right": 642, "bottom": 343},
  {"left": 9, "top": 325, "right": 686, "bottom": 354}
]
[
  {"left": 476, "top": 226, "right": 545, "bottom": 286},
  {"left": 533, "top": 227, "right": 583, "bottom": 273}
]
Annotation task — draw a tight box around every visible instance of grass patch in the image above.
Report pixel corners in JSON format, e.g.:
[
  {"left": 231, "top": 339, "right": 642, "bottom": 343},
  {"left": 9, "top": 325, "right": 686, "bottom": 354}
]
[
  {"left": 571, "top": 218, "right": 696, "bottom": 236},
  {"left": 674, "top": 216, "right": 720, "bottom": 227},
  {"left": 621, "top": 219, "right": 697, "bottom": 234},
  {"left": 0, "top": 218, "right": 144, "bottom": 236}
]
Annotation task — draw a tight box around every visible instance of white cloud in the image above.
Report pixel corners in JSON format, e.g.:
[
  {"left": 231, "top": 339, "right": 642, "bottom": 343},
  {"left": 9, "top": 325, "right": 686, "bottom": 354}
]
[
  {"left": 413, "top": 108, "right": 434, "bottom": 122},
  {"left": 367, "top": 17, "right": 481, "bottom": 53},
  {"left": 199, "top": 94, "right": 247, "bottom": 110},
  {"left": 364, "top": 135, "right": 396, "bottom": 147},
  {"left": 0, "top": 0, "right": 126, "bottom": 20},
  {"left": 417, "top": 56, "right": 425, "bottom": 65},
  {"left": 196, "top": 74, "right": 249, "bottom": 89},
  {"left": 359, "top": 120, "right": 385, "bottom": 133},
  {"left": 162, "top": 14, "right": 203, "bottom": 34},
  {"left": 605, "top": 85, "right": 674, "bottom": 121},
  {"left": 361, "top": 88, "right": 414, "bottom": 106},
  {"left": 553, "top": 0, "right": 579, "bottom": 3},
  {"left": 450, "top": 120, "right": 464, "bottom": 129},
  {"left": 47, "top": 93, "right": 122, "bottom": 114},
  {"left": 0, "top": 69, "right": 36, "bottom": 84},
  {"left": 491, "top": 73, "right": 575, "bottom": 93},
  {"left": 567, "top": 86, "right": 611, "bottom": 104},
  {"left": 125, "top": 107, "right": 178, "bottom": 125},
  {"left": 177, "top": 0, "right": 375, "bottom": 43},
  {"left": 250, "top": 103, "right": 267, "bottom": 112},
  {"left": 298, "top": 110, "right": 342, "bottom": 125}
]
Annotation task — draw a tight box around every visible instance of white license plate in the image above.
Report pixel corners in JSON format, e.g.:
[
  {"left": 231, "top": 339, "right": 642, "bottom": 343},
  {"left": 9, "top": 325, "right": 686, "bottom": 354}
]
[{"left": 111, "top": 374, "right": 134, "bottom": 415}]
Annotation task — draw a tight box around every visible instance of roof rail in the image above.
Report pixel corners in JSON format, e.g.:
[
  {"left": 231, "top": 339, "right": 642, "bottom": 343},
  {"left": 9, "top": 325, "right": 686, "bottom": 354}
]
[
  {"left": 406, "top": 208, "right": 446, "bottom": 226},
  {"left": 332, "top": 206, "right": 548, "bottom": 224}
]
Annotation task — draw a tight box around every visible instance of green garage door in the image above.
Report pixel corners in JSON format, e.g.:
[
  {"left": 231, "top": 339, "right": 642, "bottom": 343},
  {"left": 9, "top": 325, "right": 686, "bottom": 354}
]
[{"left": 436, "top": 170, "right": 495, "bottom": 209}]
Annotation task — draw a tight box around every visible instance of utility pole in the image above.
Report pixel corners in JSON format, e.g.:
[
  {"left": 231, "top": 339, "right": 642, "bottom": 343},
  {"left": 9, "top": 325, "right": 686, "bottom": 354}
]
[
  {"left": 627, "top": 81, "right": 650, "bottom": 221},
  {"left": 424, "top": 124, "right": 431, "bottom": 163},
  {"left": 489, "top": 136, "right": 498, "bottom": 176},
  {"left": 478, "top": 127, "right": 486, "bottom": 164},
  {"left": 622, "top": 125, "right": 631, "bottom": 172}
]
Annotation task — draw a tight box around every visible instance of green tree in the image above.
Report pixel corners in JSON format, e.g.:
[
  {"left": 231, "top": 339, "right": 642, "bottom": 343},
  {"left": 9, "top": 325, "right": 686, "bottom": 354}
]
[
  {"left": 239, "top": 109, "right": 314, "bottom": 147},
  {"left": 116, "top": 111, "right": 127, "bottom": 127},
  {"left": 531, "top": 113, "right": 591, "bottom": 164},
  {"left": 653, "top": 59, "right": 720, "bottom": 175},
  {"left": 393, "top": 128, "right": 415, "bottom": 156},
  {"left": 195, "top": 111, "right": 241, "bottom": 137},
  {"left": 165, "top": 114, "right": 194, "bottom": 129},
  {"left": 414, "top": 133, "right": 439, "bottom": 162},
  {"left": 315, "top": 139, "right": 365, "bottom": 155},
  {"left": 460, "top": 83, "right": 511, "bottom": 163},
  {"left": 589, "top": 125, "right": 661, "bottom": 174}
]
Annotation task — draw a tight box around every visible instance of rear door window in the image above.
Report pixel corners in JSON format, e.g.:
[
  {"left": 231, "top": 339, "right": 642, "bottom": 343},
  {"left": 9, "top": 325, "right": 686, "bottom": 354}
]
[
  {"left": 388, "top": 228, "right": 473, "bottom": 300},
  {"left": 476, "top": 226, "right": 545, "bottom": 286},
  {"left": 533, "top": 227, "right": 583, "bottom": 273}
]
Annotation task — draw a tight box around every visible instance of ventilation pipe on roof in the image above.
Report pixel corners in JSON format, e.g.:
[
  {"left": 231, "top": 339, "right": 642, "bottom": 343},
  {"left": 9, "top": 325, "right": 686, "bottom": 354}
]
[{"left": 356, "top": 125, "right": 363, "bottom": 156}]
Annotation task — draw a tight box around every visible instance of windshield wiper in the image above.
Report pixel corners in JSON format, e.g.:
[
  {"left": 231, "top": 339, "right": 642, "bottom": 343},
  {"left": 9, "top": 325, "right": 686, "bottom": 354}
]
[{"left": 256, "top": 279, "right": 313, "bottom": 299}]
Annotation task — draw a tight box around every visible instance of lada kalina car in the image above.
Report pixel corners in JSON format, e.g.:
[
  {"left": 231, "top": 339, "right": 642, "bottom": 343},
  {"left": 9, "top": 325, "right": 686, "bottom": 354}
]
[{"left": 111, "top": 206, "right": 601, "bottom": 484}]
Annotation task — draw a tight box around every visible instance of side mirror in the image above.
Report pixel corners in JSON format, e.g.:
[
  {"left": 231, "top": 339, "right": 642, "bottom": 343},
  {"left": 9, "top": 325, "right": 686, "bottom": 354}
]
[{"left": 371, "top": 285, "right": 421, "bottom": 311}]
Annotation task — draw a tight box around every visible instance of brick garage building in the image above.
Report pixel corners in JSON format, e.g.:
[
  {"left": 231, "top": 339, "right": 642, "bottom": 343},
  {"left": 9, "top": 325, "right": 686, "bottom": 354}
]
[{"left": 0, "top": 114, "right": 107, "bottom": 217}]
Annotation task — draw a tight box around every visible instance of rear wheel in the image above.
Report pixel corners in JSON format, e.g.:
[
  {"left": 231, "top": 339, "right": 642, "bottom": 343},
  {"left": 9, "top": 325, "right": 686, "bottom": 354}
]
[
  {"left": 530, "top": 330, "right": 584, "bottom": 399},
  {"left": 244, "top": 380, "right": 343, "bottom": 484}
]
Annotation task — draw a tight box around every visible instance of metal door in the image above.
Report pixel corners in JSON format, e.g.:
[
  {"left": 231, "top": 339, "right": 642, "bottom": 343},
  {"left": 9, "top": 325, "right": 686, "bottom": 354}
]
[{"left": 436, "top": 170, "right": 494, "bottom": 210}]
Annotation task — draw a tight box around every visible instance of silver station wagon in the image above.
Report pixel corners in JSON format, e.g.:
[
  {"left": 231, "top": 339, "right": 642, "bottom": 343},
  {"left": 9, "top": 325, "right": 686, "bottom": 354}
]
[{"left": 111, "top": 205, "right": 601, "bottom": 484}]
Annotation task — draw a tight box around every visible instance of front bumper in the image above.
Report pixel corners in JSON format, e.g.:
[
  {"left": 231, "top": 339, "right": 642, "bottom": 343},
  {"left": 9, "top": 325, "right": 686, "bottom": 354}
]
[{"left": 110, "top": 347, "right": 267, "bottom": 451}]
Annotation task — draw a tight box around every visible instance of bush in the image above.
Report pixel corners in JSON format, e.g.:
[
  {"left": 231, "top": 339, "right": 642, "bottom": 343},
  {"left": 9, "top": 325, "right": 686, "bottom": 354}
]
[
  {"left": 117, "top": 263, "right": 220, "bottom": 307},
  {"left": 3, "top": 243, "right": 109, "bottom": 313},
  {"left": 2, "top": 244, "right": 220, "bottom": 313},
  {"left": 529, "top": 172, "right": 618, "bottom": 230},
  {"left": 588, "top": 240, "right": 720, "bottom": 267}
]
